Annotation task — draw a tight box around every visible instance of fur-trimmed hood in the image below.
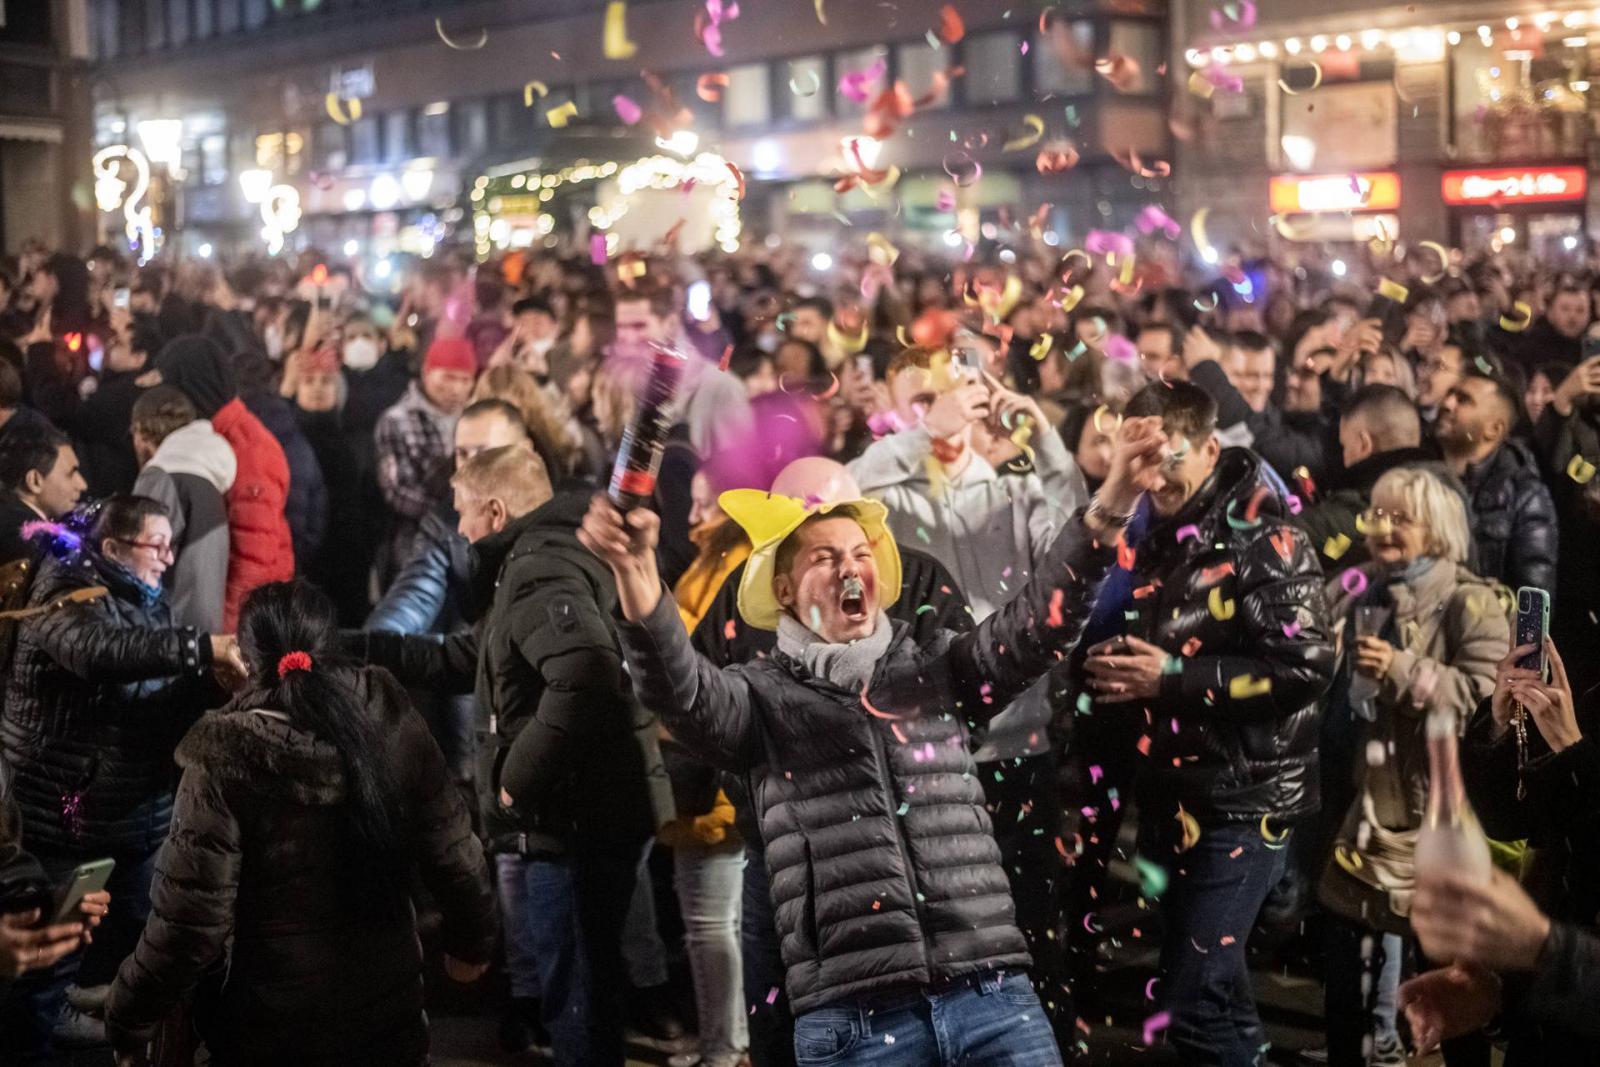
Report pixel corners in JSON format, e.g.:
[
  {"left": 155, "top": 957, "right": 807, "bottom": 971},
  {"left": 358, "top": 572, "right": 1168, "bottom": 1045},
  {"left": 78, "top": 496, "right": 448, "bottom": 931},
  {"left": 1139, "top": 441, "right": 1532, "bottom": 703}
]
[{"left": 176, "top": 709, "right": 345, "bottom": 807}]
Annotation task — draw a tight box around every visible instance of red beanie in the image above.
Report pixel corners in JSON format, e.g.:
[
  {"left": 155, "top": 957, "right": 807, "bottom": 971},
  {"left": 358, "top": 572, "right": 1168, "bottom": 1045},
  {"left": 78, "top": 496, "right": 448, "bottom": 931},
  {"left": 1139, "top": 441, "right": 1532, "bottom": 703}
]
[{"left": 424, "top": 337, "right": 478, "bottom": 375}]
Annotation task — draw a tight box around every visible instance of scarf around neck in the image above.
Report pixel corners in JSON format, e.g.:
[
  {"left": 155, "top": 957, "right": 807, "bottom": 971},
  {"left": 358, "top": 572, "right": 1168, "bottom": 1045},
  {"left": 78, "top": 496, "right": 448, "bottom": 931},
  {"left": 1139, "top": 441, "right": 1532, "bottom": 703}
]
[{"left": 776, "top": 610, "right": 893, "bottom": 693}]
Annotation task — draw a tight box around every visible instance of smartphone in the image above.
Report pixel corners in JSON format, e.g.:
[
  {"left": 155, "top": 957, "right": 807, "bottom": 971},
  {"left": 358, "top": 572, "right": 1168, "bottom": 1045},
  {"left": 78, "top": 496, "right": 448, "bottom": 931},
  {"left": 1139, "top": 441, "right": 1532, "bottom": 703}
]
[
  {"left": 1515, "top": 587, "right": 1551, "bottom": 678},
  {"left": 687, "top": 280, "right": 712, "bottom": 323},
  {"left": 49, "top": 858, "right": 115, "bottom": 926},
  {"left": 112, "top": 287, "right": 130, "bottom": 311},
  {"left": 855, "top": 354, "right": 874, "bottom": 380},
  {"left": 1582, "top": 335, "right": 1600, "bottom": 361}
]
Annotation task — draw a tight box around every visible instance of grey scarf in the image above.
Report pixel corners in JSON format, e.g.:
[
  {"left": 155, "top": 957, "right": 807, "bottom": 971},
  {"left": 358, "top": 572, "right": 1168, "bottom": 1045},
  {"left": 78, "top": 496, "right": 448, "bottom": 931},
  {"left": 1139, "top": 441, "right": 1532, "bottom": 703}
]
[{"left": 776, "top": 610, "right": 893, "bottom": 692}]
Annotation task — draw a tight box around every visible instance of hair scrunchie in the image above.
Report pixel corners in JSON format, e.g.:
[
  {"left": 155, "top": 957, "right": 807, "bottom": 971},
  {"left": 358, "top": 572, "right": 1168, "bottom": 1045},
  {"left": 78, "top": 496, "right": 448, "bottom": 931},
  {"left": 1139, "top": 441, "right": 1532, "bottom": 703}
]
[{"left": 277, "top": 651, "right": 313, "bottom": 678}]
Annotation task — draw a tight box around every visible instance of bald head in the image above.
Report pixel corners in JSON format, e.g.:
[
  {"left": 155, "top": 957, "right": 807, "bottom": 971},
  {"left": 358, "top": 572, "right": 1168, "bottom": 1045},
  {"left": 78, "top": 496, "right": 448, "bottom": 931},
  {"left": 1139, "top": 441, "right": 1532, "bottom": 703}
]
[{"left": 1340, "top": 384, "right": 1421, "bottom": 468}]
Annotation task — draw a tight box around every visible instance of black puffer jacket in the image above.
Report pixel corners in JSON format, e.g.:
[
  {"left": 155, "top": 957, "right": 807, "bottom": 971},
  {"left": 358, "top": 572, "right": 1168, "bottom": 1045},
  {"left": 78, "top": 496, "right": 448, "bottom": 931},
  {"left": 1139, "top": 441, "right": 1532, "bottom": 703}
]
[
  {"left": 1459, "top": 438, "right": 1558, "bottom": 595},
  {"left": 354, "top": 490, "right": 661, "bottom": 856},
  {"left": 0, "top": 550, "right": 219, "bottom": 856},
  {"left": 617, "top": 515, "right": 1114, "bottom": 1014},
  {"left": 104, "top": 668, "right": 497, "bottom": 1066},
  {"left": 1111, "top": 448, "right": 1335, "bottom": 823}
]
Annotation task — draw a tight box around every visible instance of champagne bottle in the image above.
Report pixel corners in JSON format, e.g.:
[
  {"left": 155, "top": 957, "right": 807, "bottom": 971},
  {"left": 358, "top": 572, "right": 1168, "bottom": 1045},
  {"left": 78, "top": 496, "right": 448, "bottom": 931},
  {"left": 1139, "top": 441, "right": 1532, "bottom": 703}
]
[
  {"left": 1413, "top": 708, "right": 1491, "bottom": 885},
  {"left": 608, "top": 342, "right": 688, "bottom": 510}
]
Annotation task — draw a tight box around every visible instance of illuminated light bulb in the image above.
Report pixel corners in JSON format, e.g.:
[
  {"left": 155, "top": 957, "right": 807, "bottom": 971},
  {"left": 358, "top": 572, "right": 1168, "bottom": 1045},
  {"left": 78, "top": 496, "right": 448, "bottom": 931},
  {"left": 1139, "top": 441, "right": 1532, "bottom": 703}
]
[
  {"left": 1235, "top": 43, "right": 1256, "bottom": 62},
  {"left": 1309, "top": 35, "right": 1328, "bottom": 51},
  {"left": 1284, "top": 37, "right": 1302, "bottom": 54},
  {"left": 1258, "top": 41, "right": 1278, "bottom": 59},
  {"left": 1362, "top": 30, "right": 1382, "bottom": 49},
  {"left": 1331, "top": 259, "right": 1347, "bottom": 277},
  {"left": 1447, "top": 30, "right": 1461, "bottom": 44},
  {"left": 1335, "top": 34, "right": 1352, "bottom": 50}
]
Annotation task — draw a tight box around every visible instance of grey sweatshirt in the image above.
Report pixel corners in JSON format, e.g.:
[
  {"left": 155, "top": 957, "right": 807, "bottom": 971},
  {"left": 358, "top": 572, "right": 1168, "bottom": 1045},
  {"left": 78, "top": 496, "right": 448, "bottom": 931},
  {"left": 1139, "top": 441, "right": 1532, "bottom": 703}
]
[{"left": 133, "top": 420, "right": 236, "bottom": 633}]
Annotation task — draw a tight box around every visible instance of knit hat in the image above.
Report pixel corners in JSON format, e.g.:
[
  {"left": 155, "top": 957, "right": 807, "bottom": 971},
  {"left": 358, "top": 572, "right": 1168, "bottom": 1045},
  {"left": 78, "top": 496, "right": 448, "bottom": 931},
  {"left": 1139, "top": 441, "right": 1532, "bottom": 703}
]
[{"left": 423, "top": 337, "right": 478, "bottom": 375}]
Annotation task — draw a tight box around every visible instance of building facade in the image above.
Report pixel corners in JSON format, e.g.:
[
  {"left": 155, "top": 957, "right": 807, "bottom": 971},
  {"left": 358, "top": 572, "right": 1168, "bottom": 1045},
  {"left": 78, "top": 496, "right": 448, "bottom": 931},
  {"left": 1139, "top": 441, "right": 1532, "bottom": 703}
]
[
  {"left": 82, "top": 0, "right": 1172, "bottom": 261},
  {"left": 0, "top": 0, "right": 96, "bottom": 254},
  {"left": 1173, "top": 0, "right": 1600, "bottom": 265}
]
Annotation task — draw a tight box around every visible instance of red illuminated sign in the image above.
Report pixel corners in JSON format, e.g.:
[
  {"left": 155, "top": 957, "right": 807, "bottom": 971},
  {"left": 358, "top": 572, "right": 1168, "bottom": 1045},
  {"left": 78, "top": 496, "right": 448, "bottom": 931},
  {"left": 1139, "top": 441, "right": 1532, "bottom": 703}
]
[{"left": 1442, "top": 167, "right": 1588, "bottom": 206}]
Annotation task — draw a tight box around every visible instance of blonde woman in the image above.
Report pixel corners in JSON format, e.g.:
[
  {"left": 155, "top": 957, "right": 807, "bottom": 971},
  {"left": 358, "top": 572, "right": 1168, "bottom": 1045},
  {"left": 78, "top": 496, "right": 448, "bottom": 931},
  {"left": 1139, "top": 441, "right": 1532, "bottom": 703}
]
[
  {"left": 1318, "top": 465, "right": 1511, "bottom": 1066},
  {"left": 469, "top": 365, "right": 580, "bottom": 477}
]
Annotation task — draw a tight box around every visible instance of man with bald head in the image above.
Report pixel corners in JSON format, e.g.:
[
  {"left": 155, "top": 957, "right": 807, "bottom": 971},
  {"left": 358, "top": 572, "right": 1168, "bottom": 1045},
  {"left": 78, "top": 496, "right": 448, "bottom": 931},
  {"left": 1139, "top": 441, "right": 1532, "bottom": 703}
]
[{"left": 1300, "top": 385, "right": 1432, "bottom": 572}]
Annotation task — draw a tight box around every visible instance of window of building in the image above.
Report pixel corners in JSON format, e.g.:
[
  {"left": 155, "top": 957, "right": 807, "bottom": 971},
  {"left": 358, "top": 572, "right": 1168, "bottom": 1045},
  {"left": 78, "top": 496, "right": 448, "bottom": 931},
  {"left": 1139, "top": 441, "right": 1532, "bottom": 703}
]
[
  {"left": 243, "top": 0, "right": 268, "bottom": 30},
  {"left": 1106, "top": 20, "right": 1160, "bottom": 95},
  {"left": 1452, "top": 33, "right": 1589, "bottom": 161},
  {"left": 313, "top": 121, "right": 348, "bottom": 170},
  {"left": 417, "top": 104, "right": 452, "bottom": 158},
  {"left": 168, "top": 0, "right": 190, "bottom": 45},
  {"left": 1034, "top": 20, "right": 1095, "bottom": 95},
  {"left": 383, "top": 110, "right": 412, "bottom": 164},
  {"left": 350, "top": 116, "right": 381, "bottom": 164},
  {"left": 92, "top": 0, "right": 120, "bottom": 59},
  {"left": 964, "top": 30, "right": 1023, "bottom": 104},
  {"left": 145, "top": 0, "right": 168, "bottom": 50},
  {"left": 834, "top": 45, "right": 889, "bottom": 117},
  {"left": 783, "top": 56, "right": 829, "bottom": 122},
  {"left": 895, "top": 40, "right": 949, "bottom": 108},
  {"left": 724, "top": 63, "right": 771, "bottom": 127},
  {"left": 194, "top": 0, "right": 215, "bottom": 39},
  {"left": 217, "top": 0, "right": 242, "bottom": 34},
  {"left": 200, "top": 133, "right": 227, "bottom": 185},
  {"left": 454, "top": 99, "right": 488, "bottom": 158}
]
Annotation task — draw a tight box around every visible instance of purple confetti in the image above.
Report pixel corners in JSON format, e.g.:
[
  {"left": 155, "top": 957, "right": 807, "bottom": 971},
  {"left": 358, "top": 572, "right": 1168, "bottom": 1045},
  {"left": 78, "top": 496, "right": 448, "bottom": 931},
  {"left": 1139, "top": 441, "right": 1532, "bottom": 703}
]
[
  {"left": 1143, "top": 1010, "right": 1172, "bottom": 1046},
  {"left": 1085, "top": 229, "right": 1136, "bottom": 258}
]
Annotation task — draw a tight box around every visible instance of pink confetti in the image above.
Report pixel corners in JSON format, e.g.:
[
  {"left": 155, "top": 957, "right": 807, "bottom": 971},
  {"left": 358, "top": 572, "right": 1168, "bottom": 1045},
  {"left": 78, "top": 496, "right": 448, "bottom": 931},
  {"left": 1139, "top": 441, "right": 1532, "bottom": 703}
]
[
  {"left": 1143, "top": 1010, "right": 1172, "bottom": 1046},
  {"left": 1203, "top": 63, "right": 1245, "bottom": 94},
  {"left": 1340, "top": 569, "right": 1369, "bottom": 597},
  {"left": 1135, "top": 205, "right": 1183, "bottom": 240},
  {"left": 1208, "top": 0, "right": 1256, "bottom": 31},
  {"left": 1089, "top": 764, "right": 1104, "bottom": 784},
  {"left": 1104, "top": 334, "right": 1138, "bottom": 364},
  {"left": 613, "top": 94, "right": 643, "bottom": 124},
  {"left": 1144, "top": 977, "right": 1159, "bottom": 1001},
  {"left": 1085, "top": 230, "right": 1136, "bottom": 258},
  {"left": 1176, "top": 524, "right": 1201, "bottom": 543},
  {"left": 590, "top": 234, "right": 608, "bottom": 265},
  {"left": 765, "top": 986, "right": 779, "bottom": 1004},
  {"left": 1282, "top": 621, "right": 1302, "bottom": 638},
  {"left": 838, "top": 57, "right": 887, "bottom": 103},
  {"left": 935, "top": 187, "right": 957, "bottom": 212}
]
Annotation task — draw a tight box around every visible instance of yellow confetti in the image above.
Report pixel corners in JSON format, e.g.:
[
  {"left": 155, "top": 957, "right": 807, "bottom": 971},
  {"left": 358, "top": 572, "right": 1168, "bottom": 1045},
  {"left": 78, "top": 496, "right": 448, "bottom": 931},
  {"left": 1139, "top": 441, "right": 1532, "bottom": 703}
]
[
  {"left": 603, "top": 1, "right": 638, "bottom": 59},
  {"left": 828, "top": 320, "right": 869, "bottom": 356},
  {"left": 1500, "top": 300, "right": 1533, "bottom": 333},
  {"left": 523, "top": 81, "right": 550, "bottom": 107},
  {"left": 814, "top": 0, "right": 827, "bottom": 23},
  {"left": 1189, "top": 208, "right": 1217, "bottom": 264},
  {"left": 1260, "top": 814, "right": 1289, "bottom": 844},
  {"left": 1010, "top": 416, "right": 1036, "bottom": 463},
  {"left": 1186, "top": 71, "right": 1216, "bottom": 99},
  {"left": 1060, "top": 285, "right": 1085, "bottom": 314},
  {"left": 1277, "top": 60, "right": 1322, "bottom": 95},
  {"left": 1029, "top": 333, "right": 1054, "bottom": 361},
  {"left": 1334, "top": 844, "right": 1364, "bottom": 874},
  {"left": 866, "top": 232, "right": 899, "bottom": 267},
  {"left": 1002, "top": 114, "right": 1045, "bottom": 153},
  {"left": 1207, "top": 586, "right": 1235, "bottom": 621},
  {"left": 617, "top": 258, "right": 647, "bottom": 281},
  {"left": 1175, "top": 804, "right": 1201, "bottom": 853},
  {"left": 1377, "top": 277, "right": 1410, "bottom": 304},
  {"left": 545, "top": 101, "right": 578, "bottom": 128},
  {"left": 1568, "top": 454, "right": 1598, "bottom": 485},
  {"left": 895, "top": 325, "right": 914, "bottom": 348},
  {"left": 1323, "top": 533, "right": 1352, "bottom": 560},
  {"left": 325, "top": 93, "right": 360, "bottom": 125},
  {"left": 1230, "top": 674, "right": 1270, "bottom": 699},
  {"left": 1091, "top": 404, "right": 1122, "bottom": 436}
]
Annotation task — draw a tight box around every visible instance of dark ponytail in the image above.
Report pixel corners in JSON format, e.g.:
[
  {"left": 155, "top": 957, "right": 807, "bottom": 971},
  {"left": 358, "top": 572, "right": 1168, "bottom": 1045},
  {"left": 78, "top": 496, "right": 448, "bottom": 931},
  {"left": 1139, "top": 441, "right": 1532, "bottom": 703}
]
[{"left": 237, "top": 581, "right": 402, "bottom": 876}]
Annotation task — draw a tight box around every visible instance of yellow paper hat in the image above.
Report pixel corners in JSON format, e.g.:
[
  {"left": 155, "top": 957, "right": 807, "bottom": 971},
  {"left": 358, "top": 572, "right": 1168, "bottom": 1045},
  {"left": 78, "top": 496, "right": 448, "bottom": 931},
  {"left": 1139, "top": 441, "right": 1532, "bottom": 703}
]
[{"left": 718, "top": 489, "right": 902, "bottom": 631}]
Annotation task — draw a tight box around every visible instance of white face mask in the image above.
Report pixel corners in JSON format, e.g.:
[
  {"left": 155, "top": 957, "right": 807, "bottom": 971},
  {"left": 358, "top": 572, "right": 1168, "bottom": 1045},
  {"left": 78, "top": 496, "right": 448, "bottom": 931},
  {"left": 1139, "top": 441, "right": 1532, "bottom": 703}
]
[
  {"left": 528, "top": 335, "right": 556, "bottom": 358},
  {"left": 342, "top": 337, "right": 381, "bottom": 371},
  {"left": 263, "top": 323, "right": 285, "bottom": 361}
]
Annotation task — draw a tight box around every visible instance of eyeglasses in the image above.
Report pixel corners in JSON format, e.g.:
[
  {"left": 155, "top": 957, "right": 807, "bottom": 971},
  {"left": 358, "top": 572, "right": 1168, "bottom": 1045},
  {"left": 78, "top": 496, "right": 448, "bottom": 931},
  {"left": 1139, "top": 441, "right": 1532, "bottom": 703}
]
[
  {"left": 1358, "top": 508, "right": 1417, "bottom": 530},
  {"left": 118, "top": 539, "right": 174, "bottom": 561}
]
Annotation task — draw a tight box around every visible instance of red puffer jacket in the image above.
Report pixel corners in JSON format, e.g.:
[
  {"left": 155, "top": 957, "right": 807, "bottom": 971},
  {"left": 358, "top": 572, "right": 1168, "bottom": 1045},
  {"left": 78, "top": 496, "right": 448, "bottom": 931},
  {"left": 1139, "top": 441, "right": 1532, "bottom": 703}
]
[{"left": 211, "top": 397, "right": 294, "bottom": 628}]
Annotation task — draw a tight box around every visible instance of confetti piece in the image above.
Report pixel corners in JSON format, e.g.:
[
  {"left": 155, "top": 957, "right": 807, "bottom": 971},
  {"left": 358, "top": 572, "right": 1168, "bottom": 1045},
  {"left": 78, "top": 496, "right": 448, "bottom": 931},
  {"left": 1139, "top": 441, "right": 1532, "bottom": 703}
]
[
  {"left": 942, "top": 151, "right": 982, "bottom": 187},
  {"left": 1002, "top": 114, "right": 1045, "bottom": 152},
  {"left": 1568, "top": 454, "right": 1598, "bottom": 484},
  {"left": 436, "top": 17, "right": 488, "bottom": 49},
  {"left": 1174, "top": 805, "right": 1200, "bottom": 852},
  {"left": 726, "top": 161, "right": 747, "bottom": 200},
  {"left": 603, "top": 1, "right": 638, "bottom": 59},
  {"left": 1029, "top": 333, "right": 1054, "bottom": 361},
  {"left": 522, "top": 81, "right": 550, "bottom": 107},
  {"left": 1323, "top": 533, "right": 1352, "bottom": 560},
  {"left": 1207, "top": 587, "right": 1235, "bottom": 621},
  {"left": 766, "top": 986, "right": 780, "bottom": 1004},
  {"left": 1035, "top": 145, "right": 1080, "bottom": 173},
  {"left": 1260, "top": 814, "right": 1289, "bottom": 845},
  {"left": 789, "top": 68, "right": 822, "bottom": 97},
  {"left": 613, "top": 94, "right": 643, "bottom": 124},
  {"left": 1134, "top": 855, "right": 1168, "bottom": 899},
  {"left": 1340, "top": 568, "right": 1368, "bottom": 597},
  {"left": 1176, "top": 524, "right": 1201, "bottom": 544},
  {"left": 1208, "top": 0, "right": 1256, "bottom": 30},
  {"left": 838, "top": 58, "right": 887, "bottom": 103},
  {"left": 1377, "top": 277, "right": 1410, "bottom": 304},
  {"left": 1229, "top": 674, "right": 1270, "bottom": 699},
  {"left": 1187, "top": 70, "right": 1216, "bottom": 99},
  {"left": 1095, "top": 54, "right": 1141, "bottom": 92},
  {"left": 1144, "top": 978, "right": 1160, "bottom": 1001},
  {"left": 1282, "top": 621, "right": 1302, "bottom": 639},
  {"left": 1500, "top": 300, "right": 1533, "bottom": 333},
  {"left": 697, "top": 73, "right": 730, "bottom": 102},
  {"left": 1135, "top": 204, "right": 1183, "bottom": 240},
  {"left": 813, "top": 0, "right": 826, "bottom": 22},
  {"left": 1278, "top": 60, "right": 1323, "bottom": 95},
  {"left": 546, "top": 101, "right": 578, "bottom": 128},
  {"left": 717, "top": 344, "right": 733, "bottom": 371},
  {"left": 935, "top": 4, "right": 964, "bottom": 43},
  {"left": 1269, "top": 529, "right": 1295, "bottom": 563},
  {"left": 1085, "top": 230, "right": 1135, "bottom": 258},
  {"left": 1117, "top": 538, "right": 1137, "bottom": 571}
]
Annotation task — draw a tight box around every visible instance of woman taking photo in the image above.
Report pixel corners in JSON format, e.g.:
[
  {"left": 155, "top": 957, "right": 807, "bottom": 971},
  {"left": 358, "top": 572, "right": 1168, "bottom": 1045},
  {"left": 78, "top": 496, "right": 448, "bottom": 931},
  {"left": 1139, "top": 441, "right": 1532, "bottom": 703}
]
[
  {"left": 104, "top": 581, "right": 496, "bottom": 1066},
  {"left": 1318, "top": 466, "right": 1510, "bottom": 1066}
]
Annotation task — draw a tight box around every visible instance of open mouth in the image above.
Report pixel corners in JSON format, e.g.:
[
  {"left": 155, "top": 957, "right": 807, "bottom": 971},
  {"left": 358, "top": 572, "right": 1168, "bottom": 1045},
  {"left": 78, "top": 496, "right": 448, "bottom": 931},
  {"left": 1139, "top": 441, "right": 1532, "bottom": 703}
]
[{"left": 840, "top": 576, "right": 867, "bottom": 620}]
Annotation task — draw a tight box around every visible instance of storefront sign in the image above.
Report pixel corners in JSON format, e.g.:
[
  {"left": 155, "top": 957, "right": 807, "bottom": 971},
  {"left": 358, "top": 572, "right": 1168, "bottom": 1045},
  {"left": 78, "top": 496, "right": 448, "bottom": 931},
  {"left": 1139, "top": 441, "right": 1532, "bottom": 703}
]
[
  {"left": 1442, "top": 167, "right": 1587, "bottom": 206},
  {"left": 1269, "top": 172, "right": 1401, "bottom": 214}
]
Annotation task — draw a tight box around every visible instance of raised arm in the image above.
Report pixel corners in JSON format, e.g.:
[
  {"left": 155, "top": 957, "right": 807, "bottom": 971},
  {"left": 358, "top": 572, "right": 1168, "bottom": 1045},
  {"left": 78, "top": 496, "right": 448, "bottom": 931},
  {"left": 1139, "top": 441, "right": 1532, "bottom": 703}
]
[
  {"left": 28, "top": 601, "right": 216, "bottom": 684},
  {"left": 580, "top": 497, "right": 760, "bottom": 771}
]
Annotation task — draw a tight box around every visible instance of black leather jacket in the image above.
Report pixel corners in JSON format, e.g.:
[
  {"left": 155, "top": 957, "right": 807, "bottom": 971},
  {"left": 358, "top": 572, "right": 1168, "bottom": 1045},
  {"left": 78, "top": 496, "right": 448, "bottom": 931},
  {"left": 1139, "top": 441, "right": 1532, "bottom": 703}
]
[
  {"left": 1102, "top": 448, "right": 1335, "bottom": 823},
  {"left": 1459, "top": 438, "right": 1558, "bottom": 595}
]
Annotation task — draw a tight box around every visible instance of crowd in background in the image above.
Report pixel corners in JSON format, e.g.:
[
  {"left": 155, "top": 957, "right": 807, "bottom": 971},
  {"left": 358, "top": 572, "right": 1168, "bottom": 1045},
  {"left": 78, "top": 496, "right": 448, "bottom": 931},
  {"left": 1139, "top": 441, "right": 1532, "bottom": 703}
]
[{"left": 0, "top": 225, "right": 1598, "bottom": 1067}]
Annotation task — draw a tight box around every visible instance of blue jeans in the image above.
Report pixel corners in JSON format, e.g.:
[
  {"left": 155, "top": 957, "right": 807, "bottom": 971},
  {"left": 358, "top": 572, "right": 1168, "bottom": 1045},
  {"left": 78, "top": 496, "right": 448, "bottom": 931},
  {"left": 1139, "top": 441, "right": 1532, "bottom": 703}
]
[
  {"left": 495, "top": 850, "right": 637, "bottom": 1067},
  {"left": 793, "top": 972, "right": 1061, "bottom": 1067},
  {"left": 1141, "top": 818, "right": 1290, "bottom": 1067},
  {"left": 0, "top": 847, "right": 159, "bottom": 1065}
]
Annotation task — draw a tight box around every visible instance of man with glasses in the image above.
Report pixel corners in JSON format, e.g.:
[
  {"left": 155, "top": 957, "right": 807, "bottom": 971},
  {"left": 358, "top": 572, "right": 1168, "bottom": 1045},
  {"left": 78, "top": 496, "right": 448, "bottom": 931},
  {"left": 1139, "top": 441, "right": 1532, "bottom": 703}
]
[{"left": 1071, "top": 380, "right": 1334, "bottom": 1064}]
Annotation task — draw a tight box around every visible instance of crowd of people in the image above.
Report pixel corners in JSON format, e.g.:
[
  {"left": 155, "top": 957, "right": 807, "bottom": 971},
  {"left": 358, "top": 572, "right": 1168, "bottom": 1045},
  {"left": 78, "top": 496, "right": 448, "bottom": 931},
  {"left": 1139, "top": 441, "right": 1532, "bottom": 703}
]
[{"left": 0, "top": 227, "right": 1597, "bottom": 1067}]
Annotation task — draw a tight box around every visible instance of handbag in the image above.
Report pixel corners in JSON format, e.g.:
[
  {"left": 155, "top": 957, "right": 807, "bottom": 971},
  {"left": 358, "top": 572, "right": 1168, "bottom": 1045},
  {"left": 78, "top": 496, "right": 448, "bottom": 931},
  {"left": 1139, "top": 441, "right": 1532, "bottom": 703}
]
[{"left": 1316, "top": 785, "right": 1417, "bottom": 937}]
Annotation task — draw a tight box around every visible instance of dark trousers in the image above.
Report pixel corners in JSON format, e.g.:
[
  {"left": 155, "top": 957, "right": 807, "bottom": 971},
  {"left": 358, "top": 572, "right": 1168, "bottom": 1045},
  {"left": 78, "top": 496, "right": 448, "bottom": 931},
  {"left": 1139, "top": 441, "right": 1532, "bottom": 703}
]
[
  {"left": 742, "top": 844, "right": 796, "bottom": 1067},
  {"left": 0, "top": 846, "right": 158, "bottom": 1065},
  {"left": 499, "top": 848, "right": 638, "bottom": 1067},
  {"left": 1141, "top": 818, "right": 1290, "bottom": 1066}
]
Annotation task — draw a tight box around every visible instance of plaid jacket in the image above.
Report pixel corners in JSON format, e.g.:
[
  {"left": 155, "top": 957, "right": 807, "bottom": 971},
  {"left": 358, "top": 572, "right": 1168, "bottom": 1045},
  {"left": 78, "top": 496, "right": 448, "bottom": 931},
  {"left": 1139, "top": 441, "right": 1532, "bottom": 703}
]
[{"left": 374, "top": 381, "right": 457, "bottom": 565}]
